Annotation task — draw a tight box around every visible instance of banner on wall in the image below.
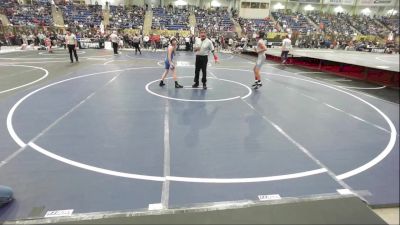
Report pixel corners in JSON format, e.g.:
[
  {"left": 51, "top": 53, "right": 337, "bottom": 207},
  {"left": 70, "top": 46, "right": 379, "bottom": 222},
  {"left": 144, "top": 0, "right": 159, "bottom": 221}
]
[
  {"left": 289, "top": 0, "right": 321, "bottom": 3},
  {"left": 323, "top": 0, "right": 354, "bottom": 5},
  {"left": 359, "top": 0, "right": 394, "bottom": 5}
]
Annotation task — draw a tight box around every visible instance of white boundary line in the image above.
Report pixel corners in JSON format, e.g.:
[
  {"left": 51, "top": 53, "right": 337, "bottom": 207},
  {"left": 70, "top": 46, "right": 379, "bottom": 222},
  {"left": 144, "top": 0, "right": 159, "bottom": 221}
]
[
  {"left": 6, "top": 66, "right": 325, "bottom": 183},
  {"left": 166, "top": 168, "right": 328, "bottom": 183},
  {"left": 0, "top": 65, "right": 49, "bottom": 94},
  {"left": 5, "top": 66, "right": 397, "bottom": 182},
  {"left": 161, "top": 100, "right": 171, "bottom": 208},
  {"left": 103, "top": 60, "right": 114, "bottom": 65},
  {"left": 295, "top": 72, "right": 325, "bottom": 74},
  {"left": 145, "top": 76, "right": 251, "bottom": 102},
  {"left": 336, "top": 85, "right": 387, "bottom": 90},
  {"left": 375, "top": 56, "right": 399, "bottom": 64},
  {"left": 212, "top": 67, "right": 398, "bottom": 180},
  {"left": 2, "top": 60, "right": 73, "bottom": 64},
  {"left": 38, "top": 51, "right": 86, "bottom": 56},
  {"left": 157, "top": 60, "right": 212, "bottom": 68}
]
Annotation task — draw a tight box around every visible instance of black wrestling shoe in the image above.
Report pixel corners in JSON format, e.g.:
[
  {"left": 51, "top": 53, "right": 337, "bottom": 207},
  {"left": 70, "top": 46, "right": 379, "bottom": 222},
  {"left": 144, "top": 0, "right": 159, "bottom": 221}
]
[
  {"left": 175, "top": 82, "right": 183, "bottom": 88},
  {"left": 254, "top": 83, "right": 262, "bottom": 89},
  {"left": 159, "top": 80, "right": 165, "bottom": 87},
  {"left": 252, "top": 81, "right": 262, "bottom": 89},
  {"left": 203, "top": 83, "right": 207, "bottom": 90},
  {"left": 192, "top": 83, "right": 199, "bottom": 88}
]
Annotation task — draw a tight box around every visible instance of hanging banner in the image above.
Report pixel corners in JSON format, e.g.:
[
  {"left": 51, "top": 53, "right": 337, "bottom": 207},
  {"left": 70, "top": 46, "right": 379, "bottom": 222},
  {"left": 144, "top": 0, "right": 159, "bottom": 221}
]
[
  {"left": 359, "top": 0, "right": 394, "bottom": 5},
  {"left": 323, "top": 0, "right": 354, "bottom": 5}
]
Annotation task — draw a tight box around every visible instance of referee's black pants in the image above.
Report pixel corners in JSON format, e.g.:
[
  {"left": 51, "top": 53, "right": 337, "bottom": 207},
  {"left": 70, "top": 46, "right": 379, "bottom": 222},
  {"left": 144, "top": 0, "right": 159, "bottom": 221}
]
[
  {"left": 112, "top": 42, "right": 118, "bottom": 54},
  {"left": 281, "top": 50, "right": 289, "bottom": 63},
  {"left": 194, "top": 55, "right": 208, "bottom": 84},
  {"left": 68, "top": 44, "right": 78, "bottom": 62}
]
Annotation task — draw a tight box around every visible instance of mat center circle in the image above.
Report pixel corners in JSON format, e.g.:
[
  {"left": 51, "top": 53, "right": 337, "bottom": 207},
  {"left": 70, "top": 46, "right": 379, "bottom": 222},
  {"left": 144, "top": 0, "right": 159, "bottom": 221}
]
[{"left": 145, "top": 76, "right": 252, "bottom": 102}]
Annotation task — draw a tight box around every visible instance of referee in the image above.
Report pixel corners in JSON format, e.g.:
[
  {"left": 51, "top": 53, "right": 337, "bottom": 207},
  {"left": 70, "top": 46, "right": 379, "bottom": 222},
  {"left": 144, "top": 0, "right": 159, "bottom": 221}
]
[
  {"left": 110, "top": 31, "right": 119, "bottom": 55},
  {"left": 193, "top": 30, "right": 218, "bottom": 89},
  {"left": 65, "top": 30, "right": 78, "bottom": 63}
]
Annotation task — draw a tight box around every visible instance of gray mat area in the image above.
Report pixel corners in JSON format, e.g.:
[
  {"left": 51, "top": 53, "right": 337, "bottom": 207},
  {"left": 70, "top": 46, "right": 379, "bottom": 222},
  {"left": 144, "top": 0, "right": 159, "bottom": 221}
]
[
  {"left": 0, "top": 49, "right": 398, "bottom": 221},
  {"left": 264, "top": 48, "right": 399, "bottom": 72}
]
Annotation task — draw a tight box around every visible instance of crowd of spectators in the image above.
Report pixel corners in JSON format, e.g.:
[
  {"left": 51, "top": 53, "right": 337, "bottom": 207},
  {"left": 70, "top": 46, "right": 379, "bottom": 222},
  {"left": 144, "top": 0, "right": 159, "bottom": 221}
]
[
  {"left": 348, "top": 14, "right": 387, "bottom": 37},
  {"left": 308, "top": 12, "right": 354, "bottom": 36},
  {"left": 272, "top": 11, "right": 314, "bottom": 35},
  {"left": 195, "top": 8, "right": 234, "bottom": 36},
  {"left": 377, "top": 16, "right": 399, "bottom": 35},
  {"left": 236, "top": 17, "right": 278, "bottom": 36},
  {"left": 108, "top": 5, "right": 144, "bottom": 29},
  {"left": 61, "top": 2, "right": 103, "bottom": 29},
  {"left": 151, "top": 6, "right": 189, "bottom": 30},
  {"left": 1, "top": 0, "right": 53, "bottom": 26}
]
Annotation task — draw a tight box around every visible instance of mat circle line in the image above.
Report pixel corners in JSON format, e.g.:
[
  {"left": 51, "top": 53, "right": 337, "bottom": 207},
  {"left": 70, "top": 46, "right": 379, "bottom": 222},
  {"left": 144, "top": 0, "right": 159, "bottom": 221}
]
[
  {"left": 0, "top": 64, "right": 49, "bottom": 94},
  {"left": 6, "top": 66, "right": 396, "bottom": 183},
  {"left": 38, "top": 51, "right": 86, "bottom": 56},
  {"left": 213, "top": 67, "right": 398, "bottom": 180},
  {"left": 145, "top": 76, "right": 252, "bottom": 102}
]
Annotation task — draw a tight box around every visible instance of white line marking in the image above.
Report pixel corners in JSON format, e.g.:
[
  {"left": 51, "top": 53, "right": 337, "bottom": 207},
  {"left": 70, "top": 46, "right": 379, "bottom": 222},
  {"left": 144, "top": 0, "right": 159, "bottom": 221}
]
[
  {"left": 86, "top": 58, "right": 109, "bottom": 61},
  {"left": 322, "top": 78, "right": 352, "bottom": 82},
  {"left": 5, "top": 66, "right": 396, "bottom": 183},
  {"left": 336, "top": 86, "right": 398, "bottom": 105},
  {"left": 242, "top": 99, "right": 358, "bottom": 195},
  {"left": 166, "top": 168, "right": 327, "bottom": 183},
  {"left": 337, "top": 189, "right": 354, "bottom": 195},
  {"left": 1, "top": 73, "right": 119, "bottom": 168},
  {"left": 146, "top": 76, "right": 251, "bottom": 102},
  {"left": 376, "top": 66, "right": 390, "bottom": 69},
  {"left": 39, "top": 51, "right": 86, "bottom": 55},
  {"left": 3, "top": 60, "right": 73, "bottom": 64},
  {"left": 0, "top": 68, "right": 37, "bottom": 80},
  {"left": 212, "top": 67, "right": 397, "bottom": 180},
  {"left": 148, "top": 203, "right": 163, "bottom": 210},
  {"left": 0, "top": 145, "right": 28, "bottom": 168},
  {"left": 161, "top": 100, "right": 171, "bottom": 209},
  {"left": 300, "top": 93, "right": 318, "bottom": 102},
  {"left": 0, "top": 65, "right": 48, "bottom": 94},
  {"left": 323, "top": 103, "right": 343, "bottom": 112},
  {"left": 349, "top": 114, "right": 365, "bottom": 122},
  {"left": 6, "top": 66, "right": 327, "bottom": 183},
  {"left": 375, "top": 56, "right": 399, "bottom": 64},
  {"left": 336, "top": 85, "right": 386, "bottom": 90},
  {"left": 103, "top": 60, "right": 114, "bottom": 65},
  {"left": 295, "top": 72, "right": 324, "bottom": 74},
  {"left": 218, "top": 54, "right": 234, "bottom": 61},
  {"left": 183, "top": 87, "right": 213, "bottom": 90},
  {"left": 209, "top": 71, "right": 218, "bottom": 79},
  {"left": 29, "top": 142, "right": 166, "bottom": 181}
]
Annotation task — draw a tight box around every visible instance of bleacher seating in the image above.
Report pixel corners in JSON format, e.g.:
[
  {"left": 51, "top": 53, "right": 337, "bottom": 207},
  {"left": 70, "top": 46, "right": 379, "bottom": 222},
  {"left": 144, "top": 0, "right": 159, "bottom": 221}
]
[
  {"left": 195, "top": 8, "right": 234, "bottom": 35},
  {"left": 152, "top": 7, "right": 189, "bottom": 30},
  {"left": 272, "top": 11, "right": 314, "bottom": 35},
  {"left": 308, "top": 12, "right": 354, "bottom": 35},
  {"left": 1, "top": 0, "right": 53, "bottom": 26},
  {"left": 109, "top": 5, "right": 144, "bottom": 29},
  {"left": 62, "top": 3, "right": 102, "bottom": 29},
  {"left": 378, "top": 16, "right": 400, "bottom": 35},
  {"left": 237, "top": 17, "right": 277, "bottom": 35},
  {"left": 349, "top": 15, "right": 388, "bottom": 37}
]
